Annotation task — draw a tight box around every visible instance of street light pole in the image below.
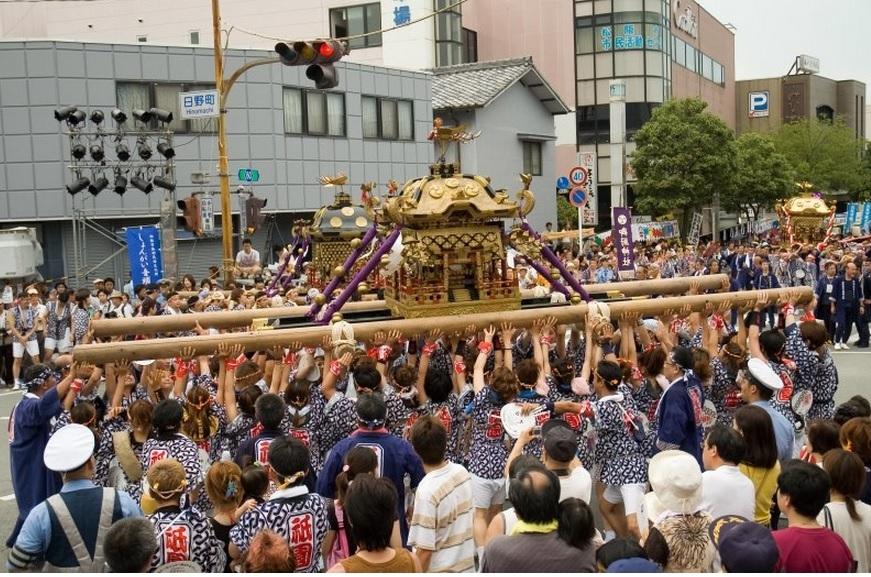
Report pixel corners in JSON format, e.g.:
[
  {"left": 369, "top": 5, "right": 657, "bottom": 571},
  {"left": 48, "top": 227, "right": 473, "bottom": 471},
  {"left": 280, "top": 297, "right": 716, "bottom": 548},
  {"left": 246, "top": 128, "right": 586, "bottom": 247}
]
[
  {"left": 211, "top": 0, "right": 234, "bottom": 286},
  {"left": 212, "top": 0, "right": 279, "bottom": 286}
]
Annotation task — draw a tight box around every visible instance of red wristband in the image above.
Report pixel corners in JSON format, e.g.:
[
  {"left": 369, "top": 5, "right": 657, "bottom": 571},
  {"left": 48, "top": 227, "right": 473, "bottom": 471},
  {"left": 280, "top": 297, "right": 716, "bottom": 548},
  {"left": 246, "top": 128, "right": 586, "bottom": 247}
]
[
  {"left": 283, "top": 351, "right": 298, "bottom": 366},
  {"left": 367, "top": 347, "right": 380, "bottom": 360},
  {"left": 226, "top": 359, "right": 241, "bottom": 371},
  {"left": 477, "top": 341, "right": 494, "bottom": 354},
  {"left": 422, "top": 342, "right": 439, "bottom": 356},
  {"left": 71, "top": 379, "right": 84, "bottom": 394},
  {"left": 454, "top": 359, "right": 466, "bottom": 375},
  {"left": 329, "top": 360, "right": 344, "bottom": 377},
  {"left": 539, "top": 334, "right": 554, "bottom": 346}
]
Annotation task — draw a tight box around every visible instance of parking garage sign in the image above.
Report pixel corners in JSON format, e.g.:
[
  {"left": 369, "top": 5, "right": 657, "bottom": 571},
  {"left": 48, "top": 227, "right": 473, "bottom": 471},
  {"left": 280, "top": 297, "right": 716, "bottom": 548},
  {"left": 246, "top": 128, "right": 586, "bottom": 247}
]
[
  {"left": 749, "top": 91, "right": 769, "bottom": 118},
  {"left": 179, "top": 89, "right": 219, "bottom": 119}
]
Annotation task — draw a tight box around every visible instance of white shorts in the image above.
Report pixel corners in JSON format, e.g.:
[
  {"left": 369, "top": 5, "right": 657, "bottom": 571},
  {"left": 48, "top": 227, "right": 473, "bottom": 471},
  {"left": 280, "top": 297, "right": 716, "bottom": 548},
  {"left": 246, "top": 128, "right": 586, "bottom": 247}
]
[
  {"left": 471, "top": 474, "right": 506, "bottom": 509},
  {"left": 603, "top": 483, "right": 647, "bottom": 516},
  {"left": 13, "top": 340, "right": 39, "bottom": 358},
  {"left": 44, "top": 336, "right": 72, "bottom": 354}
]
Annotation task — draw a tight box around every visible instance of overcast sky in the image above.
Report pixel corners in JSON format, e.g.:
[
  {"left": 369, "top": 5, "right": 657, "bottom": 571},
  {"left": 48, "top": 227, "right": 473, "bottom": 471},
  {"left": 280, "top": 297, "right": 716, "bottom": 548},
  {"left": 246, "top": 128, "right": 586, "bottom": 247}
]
[{"left": 698, "top": 0, "right": 870, "bottom": 90}]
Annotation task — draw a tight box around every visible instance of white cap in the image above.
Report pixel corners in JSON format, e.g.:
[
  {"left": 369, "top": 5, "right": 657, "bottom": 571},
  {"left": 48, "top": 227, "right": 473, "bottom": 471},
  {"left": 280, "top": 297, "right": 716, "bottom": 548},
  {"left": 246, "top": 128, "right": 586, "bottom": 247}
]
[
  {"left": 644, "top": 450, "right": 703, "bottom": 520},
  {"left": 133, "top": 359, "right": 155, "bottom": 366},
  {"left": 746, "top": 358, "right": 783, "bottom": 391},
  {"left": 44, "top": 424, "right": 95, "bottom": 472}
]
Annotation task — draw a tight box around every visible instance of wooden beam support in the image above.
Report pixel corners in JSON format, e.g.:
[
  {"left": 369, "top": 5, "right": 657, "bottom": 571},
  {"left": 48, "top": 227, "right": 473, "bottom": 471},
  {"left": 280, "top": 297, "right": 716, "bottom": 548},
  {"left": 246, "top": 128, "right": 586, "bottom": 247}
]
[
  {"left": 92, "top": 275, "right": 730, "bottom": 337},
  {"left": 74, "top": 286, "right": 812, "bottom": 364}
]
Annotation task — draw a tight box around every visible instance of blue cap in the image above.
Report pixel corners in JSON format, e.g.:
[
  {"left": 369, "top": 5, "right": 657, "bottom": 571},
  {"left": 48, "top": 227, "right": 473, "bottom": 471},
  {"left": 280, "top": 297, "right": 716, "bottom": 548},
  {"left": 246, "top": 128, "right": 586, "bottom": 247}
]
[
  {"left": 709, "top": 515, "right": 779, "bottom": 573},
  {"left": 607, "top": 558, "right": 661, "bottom": 573}
]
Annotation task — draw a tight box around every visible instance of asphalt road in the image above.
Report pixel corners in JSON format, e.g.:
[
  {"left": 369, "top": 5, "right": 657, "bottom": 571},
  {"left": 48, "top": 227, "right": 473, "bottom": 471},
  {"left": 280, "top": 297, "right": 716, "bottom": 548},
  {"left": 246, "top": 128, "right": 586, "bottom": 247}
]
[{"left": 0, "top": 349, "right": 867, "bottom": 560}]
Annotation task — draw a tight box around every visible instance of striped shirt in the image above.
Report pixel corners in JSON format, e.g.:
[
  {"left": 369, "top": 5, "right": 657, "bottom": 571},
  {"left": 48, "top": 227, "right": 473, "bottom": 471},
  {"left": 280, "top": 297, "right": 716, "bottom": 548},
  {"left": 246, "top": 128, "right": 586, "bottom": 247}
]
[{"left": 408, "top": 462, "right": 475, "bottom": 573}]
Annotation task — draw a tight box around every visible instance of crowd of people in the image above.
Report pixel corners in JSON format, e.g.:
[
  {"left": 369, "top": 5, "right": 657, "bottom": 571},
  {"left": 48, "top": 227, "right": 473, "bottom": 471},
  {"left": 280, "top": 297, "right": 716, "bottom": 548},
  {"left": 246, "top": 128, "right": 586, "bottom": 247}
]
[{"left": 2, "top": 233, "right": 871, "bottom": 573}]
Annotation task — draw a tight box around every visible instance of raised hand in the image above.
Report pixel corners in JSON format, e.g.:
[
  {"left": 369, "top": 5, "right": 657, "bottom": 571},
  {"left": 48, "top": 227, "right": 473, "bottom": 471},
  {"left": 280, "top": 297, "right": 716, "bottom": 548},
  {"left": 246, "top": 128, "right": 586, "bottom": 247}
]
[
  {"left": 483, "top": 325, "right": 496, "bottom": 343},
  {"left": 179, "top": 346, "right": 197, "bottom": 362},
  {"left": 216, "top": 342, "right": 232, "bottom": 359}
]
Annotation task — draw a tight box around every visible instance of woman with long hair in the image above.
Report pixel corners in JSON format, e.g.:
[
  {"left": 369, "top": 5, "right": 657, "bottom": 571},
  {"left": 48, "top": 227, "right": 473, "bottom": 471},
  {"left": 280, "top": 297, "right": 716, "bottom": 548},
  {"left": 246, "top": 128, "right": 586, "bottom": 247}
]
[
  {"left": 322, "top": 446, "right": 378, "bottom": 568},
  {"left": 734, "top": 404, "right": 780, "bottom": 525},
  {"left": 819, "top": 448, "right": 871, "bottom": 571}
]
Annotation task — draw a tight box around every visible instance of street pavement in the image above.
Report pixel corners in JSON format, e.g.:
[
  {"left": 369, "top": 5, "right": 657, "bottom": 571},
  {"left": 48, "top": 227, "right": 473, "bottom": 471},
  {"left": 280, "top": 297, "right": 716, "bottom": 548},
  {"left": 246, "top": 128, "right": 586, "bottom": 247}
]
[{"left": 0, "top": 349, "right": 866, "bottom": 560}]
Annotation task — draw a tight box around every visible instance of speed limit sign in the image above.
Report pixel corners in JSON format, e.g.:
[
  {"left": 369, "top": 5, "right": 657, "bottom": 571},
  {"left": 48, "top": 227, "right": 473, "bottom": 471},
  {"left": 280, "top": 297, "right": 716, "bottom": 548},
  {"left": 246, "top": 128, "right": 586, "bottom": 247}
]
[{"left": 569, "top": 166, "right": 589, "bottom": 186}]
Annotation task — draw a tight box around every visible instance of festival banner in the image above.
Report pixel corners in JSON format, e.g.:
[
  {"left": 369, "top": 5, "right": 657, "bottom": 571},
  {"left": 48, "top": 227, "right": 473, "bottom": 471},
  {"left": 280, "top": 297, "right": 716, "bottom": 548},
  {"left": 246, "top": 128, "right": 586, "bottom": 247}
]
[
  {"left": 861, "top": 203, "right": 871, "bottom": 235},
  {"left": 844, "top": 202, "right": 858, "bottom": 233},
  {"left": 126, "top": 225, "right": 164, "bottom": 286},
  {"left": 612, "top": 207, "right": 635, "bottom": 279}
]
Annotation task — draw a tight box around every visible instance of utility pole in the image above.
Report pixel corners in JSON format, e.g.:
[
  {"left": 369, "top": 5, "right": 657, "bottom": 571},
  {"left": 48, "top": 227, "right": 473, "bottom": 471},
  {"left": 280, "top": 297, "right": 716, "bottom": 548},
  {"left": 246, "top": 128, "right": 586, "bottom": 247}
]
[{"left": 211, "top": 0, "right": 234, "bottom": 286}]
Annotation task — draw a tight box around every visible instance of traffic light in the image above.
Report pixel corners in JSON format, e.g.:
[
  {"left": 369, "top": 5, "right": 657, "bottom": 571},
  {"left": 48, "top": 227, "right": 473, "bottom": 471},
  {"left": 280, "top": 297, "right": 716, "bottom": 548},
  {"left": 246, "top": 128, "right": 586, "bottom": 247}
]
[
  {"left": 244, "top": 195, "right": 267, "bottom": 235},
  {"left": 177, "top": 195, "right": 203, "bottom": 236},
  {"left": 274, "top": 39, "right": 348, "bottom": 89}
]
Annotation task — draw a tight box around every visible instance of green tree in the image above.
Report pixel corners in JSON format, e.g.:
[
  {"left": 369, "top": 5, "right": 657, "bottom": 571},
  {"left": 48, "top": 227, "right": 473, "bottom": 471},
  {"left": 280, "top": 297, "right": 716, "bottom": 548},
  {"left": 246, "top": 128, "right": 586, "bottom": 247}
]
[
  {"left": 721, "top": 132, "right": 795, "bottom": 220},
  {"left": 556, "top": 195, "right": 579, "bottom": 231},
  {"left": 631, "top": 98, "right": 736, "bottom": 237},
  {"left": 773, "top": 117, "right": 863, "bottom": 195}
]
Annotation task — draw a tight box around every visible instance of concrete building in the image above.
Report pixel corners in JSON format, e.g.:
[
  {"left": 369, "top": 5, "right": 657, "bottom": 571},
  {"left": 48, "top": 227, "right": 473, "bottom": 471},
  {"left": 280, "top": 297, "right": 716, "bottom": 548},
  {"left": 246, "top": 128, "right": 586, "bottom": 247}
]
[
  {"left": 430, "top": 57, "right": 569, "bottom": 220},
  {"left": 736, "top": 73, "right": 866, "bottom": 140},
  {"left": 0, "top": 40, "right": 434, "bottom": 282}
]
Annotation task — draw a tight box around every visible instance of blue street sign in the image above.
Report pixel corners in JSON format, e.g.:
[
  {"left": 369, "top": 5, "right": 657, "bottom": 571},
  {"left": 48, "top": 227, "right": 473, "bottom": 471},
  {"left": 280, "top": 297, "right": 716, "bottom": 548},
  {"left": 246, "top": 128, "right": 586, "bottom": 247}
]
[
  {"left": 238, "top": 168, "right": 260, "bottom": 183},
  {"left": 556, "top": 176, "right": 570, "bottom": 190}
]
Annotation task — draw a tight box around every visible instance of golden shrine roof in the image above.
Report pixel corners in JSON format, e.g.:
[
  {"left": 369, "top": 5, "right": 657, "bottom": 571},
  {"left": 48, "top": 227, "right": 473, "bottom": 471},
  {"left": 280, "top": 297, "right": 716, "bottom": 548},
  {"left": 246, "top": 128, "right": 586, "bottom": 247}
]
[
  {"left": 782, "top": 196, "right": 831, "bottom": 217},
  {"left": 383, "top": 165, "right": 528, "bottom": 226},
  {"left": 310, "top": 192, "right": 372, "bottom": 240}
]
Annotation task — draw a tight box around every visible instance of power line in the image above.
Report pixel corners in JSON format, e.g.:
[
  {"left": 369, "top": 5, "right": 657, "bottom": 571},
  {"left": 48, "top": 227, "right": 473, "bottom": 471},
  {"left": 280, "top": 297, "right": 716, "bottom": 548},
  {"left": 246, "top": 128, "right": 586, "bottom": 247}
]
[{"left": 231, "top": 0, "right": 469, "bottom": 44}]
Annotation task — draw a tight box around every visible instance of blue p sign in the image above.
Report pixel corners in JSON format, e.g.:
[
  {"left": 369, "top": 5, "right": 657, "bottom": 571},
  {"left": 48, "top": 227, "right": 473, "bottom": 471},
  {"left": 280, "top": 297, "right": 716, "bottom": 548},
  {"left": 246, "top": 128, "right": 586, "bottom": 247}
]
[{"left": 749, "top": 91, "right": 769, "bottom": 118}]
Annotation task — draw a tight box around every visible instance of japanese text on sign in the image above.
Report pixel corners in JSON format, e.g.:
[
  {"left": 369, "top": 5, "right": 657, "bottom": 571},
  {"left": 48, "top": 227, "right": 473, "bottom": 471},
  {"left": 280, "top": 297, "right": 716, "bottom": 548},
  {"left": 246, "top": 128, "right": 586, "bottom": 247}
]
[
  {"left": 179, "top": 89, "right": 219, "bottom": 119},
  {"left": 126, "top": 226, "right": 164, "bottom": 286},
  {"left": 394, "top": 0, "right": 411, "bottom": 26}
]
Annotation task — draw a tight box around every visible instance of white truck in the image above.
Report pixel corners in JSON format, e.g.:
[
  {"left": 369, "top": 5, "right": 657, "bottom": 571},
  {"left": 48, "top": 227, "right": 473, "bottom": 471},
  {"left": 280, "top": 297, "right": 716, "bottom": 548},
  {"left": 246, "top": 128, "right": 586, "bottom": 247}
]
[{"left": 0, "top": 227, "right": 45, "bottom": 297}]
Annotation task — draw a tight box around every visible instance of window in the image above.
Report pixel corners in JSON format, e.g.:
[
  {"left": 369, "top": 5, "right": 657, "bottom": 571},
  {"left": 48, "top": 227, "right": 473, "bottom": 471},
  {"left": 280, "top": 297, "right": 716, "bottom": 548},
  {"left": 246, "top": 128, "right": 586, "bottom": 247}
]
[
  {"left": 283, "top": 88, "right": 346, "bottom": 136},
  {"left": 116, "top": 81, "right": 214, "bottom": 133},
  {"left": 189, "top": 31, "right": 200, "bottom": 45},
  {"left": 522, "top": 142, "right": 542, "bottom": 176},
  {"left": 435, "top": 0, "right": 462, "bottom": 66},
  {"left": 329, "top": 3, "right": 382, "bottom": 49},
  {"left": 137, "top": 35, "right": 147, "bottom": 43},
  {"left": 461, "top": 27, "right": 477, "bottom": 63},
  {"left": 579, "top": 12, "right": 664, "bottom": 53},
  {"left": 361, "top": 96, "right": 414, "bottom": 140}
]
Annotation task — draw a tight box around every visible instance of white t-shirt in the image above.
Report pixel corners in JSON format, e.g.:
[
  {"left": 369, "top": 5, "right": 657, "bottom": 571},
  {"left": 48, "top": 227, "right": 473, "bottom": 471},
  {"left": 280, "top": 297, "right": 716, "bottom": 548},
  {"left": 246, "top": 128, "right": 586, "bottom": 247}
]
[
  {"left": 558, "top": 466, "right": 593, "bottom": 505},
  {"left": 408, "top": 462, "right": 475, "bottom": 573},
  {"left": 236, "top": 248, "right": 260, "bottom": 267},
  {"left": 818, "top": 500, "right": 871, "bottom": 573},
  {"left": 700, "top": 465, "right": 755, "bottom": 521}
]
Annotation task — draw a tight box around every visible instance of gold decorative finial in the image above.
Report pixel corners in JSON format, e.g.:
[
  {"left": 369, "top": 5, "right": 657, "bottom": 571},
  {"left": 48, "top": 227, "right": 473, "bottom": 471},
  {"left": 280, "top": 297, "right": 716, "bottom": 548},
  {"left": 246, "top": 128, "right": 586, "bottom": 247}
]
[{"left": 319, "top": 173, "right": 348, "bottom": 187}]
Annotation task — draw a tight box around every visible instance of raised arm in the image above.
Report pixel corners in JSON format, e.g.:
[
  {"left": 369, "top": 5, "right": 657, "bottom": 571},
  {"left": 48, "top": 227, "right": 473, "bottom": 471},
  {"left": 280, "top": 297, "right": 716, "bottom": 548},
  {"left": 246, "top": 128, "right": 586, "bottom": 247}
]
[
  {"left": 417, "top": 329, "right": 442, "bottom": 405},
  {"left": 321, "top": 351, "right": 353, "bottom": 401},
  {"left": 473, "top": 325, "right": 495, "bottom": 394}
]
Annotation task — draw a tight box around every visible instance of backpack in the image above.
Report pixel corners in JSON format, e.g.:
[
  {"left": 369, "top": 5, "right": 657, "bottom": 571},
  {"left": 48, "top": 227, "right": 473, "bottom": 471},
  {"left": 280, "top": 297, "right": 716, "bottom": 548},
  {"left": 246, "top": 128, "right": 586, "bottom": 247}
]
[{"left": 326, "top": 499, "right": 351, "bottom": 569}]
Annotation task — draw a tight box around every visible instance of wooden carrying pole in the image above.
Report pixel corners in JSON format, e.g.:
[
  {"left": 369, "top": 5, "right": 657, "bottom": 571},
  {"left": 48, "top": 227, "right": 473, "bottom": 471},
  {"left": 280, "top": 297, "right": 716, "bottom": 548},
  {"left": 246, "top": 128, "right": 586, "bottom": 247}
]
[
  {"left": 74, "top": 286, "right": 812, "bottom": 364},
  {"left": 92, "top": 275, "right": 730, "bottom": 337}
]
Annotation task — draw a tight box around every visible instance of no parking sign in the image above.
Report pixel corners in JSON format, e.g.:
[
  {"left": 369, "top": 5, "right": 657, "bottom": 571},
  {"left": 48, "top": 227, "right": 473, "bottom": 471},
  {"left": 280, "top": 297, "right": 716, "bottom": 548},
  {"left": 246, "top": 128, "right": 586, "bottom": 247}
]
[{"left": 569, "top": 186, "right": 587, "bottom": 208}]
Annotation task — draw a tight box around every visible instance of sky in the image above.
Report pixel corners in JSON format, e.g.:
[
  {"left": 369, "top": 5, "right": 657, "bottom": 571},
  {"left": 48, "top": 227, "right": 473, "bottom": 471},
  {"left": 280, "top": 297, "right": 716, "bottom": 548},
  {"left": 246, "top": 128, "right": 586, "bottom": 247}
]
[{"left": 698, "top": 0, "right": 871, "bottom": 90}]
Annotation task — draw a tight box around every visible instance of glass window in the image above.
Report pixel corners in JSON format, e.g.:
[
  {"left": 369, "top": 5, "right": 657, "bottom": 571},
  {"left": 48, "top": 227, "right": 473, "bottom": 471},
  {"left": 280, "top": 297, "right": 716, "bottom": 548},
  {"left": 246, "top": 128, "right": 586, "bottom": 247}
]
[
  {"left": 685, "top": 44, "right": 697, "bottom": 72},
  {"left": 329, "top": 3, "right": 382, "bottom": 49},
  {"left": 362, "top": 96, "right": 378, "bottom": 138},
  {"left": 713, "top": 62, "right": 723, "bottom": 85},
  {"left": 380, "top": 99, "right": 398, "bottom": 140},
  {"left": 673, "top": 37, "right": 685, "bottom": 67},
  {"left": 397, "top": 100, "right": 413, "bottom": 140},
  {"left": 189, "top": 31, "right": 199, "bottom": 45},
  {"left": 644, "top": 23, "right": 662, "bottom": 50},
  {"left": 116, "top": 83, "right": 150, "bottom": 122},
  {"left": 522, "top": 141, "right": 542, "bottom": 176},
  {"left": 577, "top": 26, "right": 594, "bottom": 54},
  {"left": 327, "top": 92, "right": 345, "bottom": 137},
  {"left": 702, "top": 54, "right": 713, "bottom": 80},
  {"left": 154, "top": 84, "right": 183, "bottom": 133},
  {"left": 116, "top": 82, "right": 215, "bottom": 134},
  {"left": 306, "top": 91, "right": 327, "bottom": 135},
  {"left": 462, "top": 27, "right": 478, "bottom": 63},
  {"left": 283, "top": 88, "right": 303, "bottom": 134},
  {"left": 614, "top": 11, "right": 645, "bottom": 23}
]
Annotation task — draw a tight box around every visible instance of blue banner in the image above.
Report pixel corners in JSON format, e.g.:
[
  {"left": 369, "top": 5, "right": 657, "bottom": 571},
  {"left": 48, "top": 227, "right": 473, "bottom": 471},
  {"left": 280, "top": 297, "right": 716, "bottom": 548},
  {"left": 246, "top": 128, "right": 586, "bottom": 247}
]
[
  {"left": 126, "top": 226, "right": 164, "bottom": 286},
  {"left": 844, "top": 202, "right": 858, "bottom": 232},
  {"left": 861, "top": 203, "right": 871, "bottom": 234}
]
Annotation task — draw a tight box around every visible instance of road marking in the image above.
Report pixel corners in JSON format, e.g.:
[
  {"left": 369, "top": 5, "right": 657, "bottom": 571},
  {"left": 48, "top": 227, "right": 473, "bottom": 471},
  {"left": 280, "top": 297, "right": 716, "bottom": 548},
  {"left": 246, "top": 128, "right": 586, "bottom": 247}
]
[
  {"left": 0, "top": 391, "right": 22, "bottom": 397},
  {"left": 0, "top": 494, "right": 16, "bottom": 502}
]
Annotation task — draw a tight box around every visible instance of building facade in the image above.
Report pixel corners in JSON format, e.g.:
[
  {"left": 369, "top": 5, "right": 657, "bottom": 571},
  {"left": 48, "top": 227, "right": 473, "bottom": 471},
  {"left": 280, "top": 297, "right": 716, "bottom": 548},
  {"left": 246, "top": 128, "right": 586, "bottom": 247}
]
[
  {"left": 736, "top": 74, "right": 866, "bottom": 140},
  {"left": 0, "top": 40, "right": 434, "bottom": 282}
]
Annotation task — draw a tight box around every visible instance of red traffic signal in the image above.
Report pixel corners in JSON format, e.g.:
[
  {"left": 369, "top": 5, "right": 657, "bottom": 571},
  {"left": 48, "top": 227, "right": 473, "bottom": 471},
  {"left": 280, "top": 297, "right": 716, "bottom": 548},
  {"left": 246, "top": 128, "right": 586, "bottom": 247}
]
[{"left": 275, "top": 39, "right": 348, "bottom": 89}]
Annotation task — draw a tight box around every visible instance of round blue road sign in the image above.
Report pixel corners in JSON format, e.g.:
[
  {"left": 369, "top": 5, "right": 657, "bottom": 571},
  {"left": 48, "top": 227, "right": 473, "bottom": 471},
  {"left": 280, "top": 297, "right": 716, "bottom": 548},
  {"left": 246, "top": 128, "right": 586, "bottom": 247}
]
[
  {"left": 569, "top": 186, "right": 587, "bottom": 208},
  {"left": 556, "top": 176, "right": 570, "bottom": 190}
]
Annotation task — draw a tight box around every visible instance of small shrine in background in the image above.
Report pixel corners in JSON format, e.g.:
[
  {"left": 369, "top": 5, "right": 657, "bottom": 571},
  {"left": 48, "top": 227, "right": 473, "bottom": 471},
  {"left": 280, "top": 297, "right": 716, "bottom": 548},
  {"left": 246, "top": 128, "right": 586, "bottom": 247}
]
[
  {"left": 308, "top": 174, "right": 375, "bottom": 288},
  {"left": 777, "top": 181, "right": 836, "bottom": 246}
]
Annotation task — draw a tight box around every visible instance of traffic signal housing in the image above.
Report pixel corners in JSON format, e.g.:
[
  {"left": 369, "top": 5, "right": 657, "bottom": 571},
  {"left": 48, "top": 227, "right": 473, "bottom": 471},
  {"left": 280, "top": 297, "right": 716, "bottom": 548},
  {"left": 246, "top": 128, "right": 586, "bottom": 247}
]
[
  {"left": 274, "top": 39, "right": 348, "bottom": 89},
  {"left": 177, "top": 195, "right": 203, "bottom": 236},
  {"left": 244, "top": 195, "right": 267, "bottom": 235}
]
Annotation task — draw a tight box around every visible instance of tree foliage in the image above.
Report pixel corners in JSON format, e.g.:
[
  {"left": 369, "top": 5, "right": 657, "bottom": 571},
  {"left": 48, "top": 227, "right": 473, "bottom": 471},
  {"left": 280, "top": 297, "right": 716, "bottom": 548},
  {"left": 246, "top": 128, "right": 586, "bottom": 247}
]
[
  {"left": 720, "top": 132, "right": 795, "bottom": 219},
  {"left": 556, "top": 195, "right": 579, "bottom": 231},
  {"left": 772, "top": 117, "right": 864, "bottom": 194},
  {"left": 631, "top": 98, "right": 736, "bottom": 234}
]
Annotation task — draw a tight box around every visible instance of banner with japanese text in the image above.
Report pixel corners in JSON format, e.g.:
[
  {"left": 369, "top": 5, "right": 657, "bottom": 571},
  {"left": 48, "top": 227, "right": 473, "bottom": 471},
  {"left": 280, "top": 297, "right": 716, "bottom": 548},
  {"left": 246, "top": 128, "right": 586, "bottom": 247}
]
[
  {"left": 126, "top": 225, "right": 164, "bottom": 286},
  {"left": 612, "top": 207, "right": 635, "bottom": 279}
]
